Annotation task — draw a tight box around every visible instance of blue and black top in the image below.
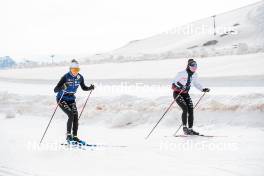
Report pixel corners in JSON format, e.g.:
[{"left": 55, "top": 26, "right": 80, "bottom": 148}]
[{"left": 54, "top": 72, "right": 92, "bottom": 102}]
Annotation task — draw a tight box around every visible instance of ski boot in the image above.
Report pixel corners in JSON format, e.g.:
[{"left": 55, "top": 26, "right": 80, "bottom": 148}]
[
  {"left": 183, "top": 126, "right": 190, "bottom": 135},
  {"left": 66, "top": 133, "right": 73, "bottom": 142},
  {"left": 72, "top": 136, "right": 86, "bottom": 146},
  {"left": 188, "top": 128, "right": 199, "bottom": 135}
]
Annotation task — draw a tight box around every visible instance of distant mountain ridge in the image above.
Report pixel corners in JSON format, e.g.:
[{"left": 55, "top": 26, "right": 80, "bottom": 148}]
[{"left": 0, "top": 56, "right": 16, "bottom": 69}]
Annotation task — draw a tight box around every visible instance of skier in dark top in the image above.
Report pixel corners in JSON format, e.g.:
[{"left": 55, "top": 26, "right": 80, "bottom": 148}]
[
  {"left": 171, "top": 59, "right": 210, "bottom": 135},
  {"left": 54, "top": 59, "right": 94, "bottom": 143}
]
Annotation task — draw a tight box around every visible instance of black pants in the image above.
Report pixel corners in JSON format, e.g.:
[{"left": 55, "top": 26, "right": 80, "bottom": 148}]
[
  {"left": 58, "top": 100, "right": 79, "bottom": 136},
  {"left": 173, "top": 91, "right": 194, "bottom": 128}
]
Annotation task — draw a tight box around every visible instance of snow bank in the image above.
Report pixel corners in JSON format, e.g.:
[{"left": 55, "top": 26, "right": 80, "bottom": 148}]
[{"left": 1, "top": 91, "right": 263, "bottom": 128}]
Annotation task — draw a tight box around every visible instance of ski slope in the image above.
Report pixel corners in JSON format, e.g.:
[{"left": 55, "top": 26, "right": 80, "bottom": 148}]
[
  {"left": 85, "top": 1, "right": 264, "bottom": 63},
  {"left": 0, "top": 53, "right": 264, "bottom": 175}
]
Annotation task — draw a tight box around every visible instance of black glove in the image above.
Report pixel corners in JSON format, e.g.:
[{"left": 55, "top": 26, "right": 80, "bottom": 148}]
[
  {"left": 61, "top": 83, "right": 69, "bottom": 91},
  {"left": 88, "top": 84, "right": 95, "bottom": 90},
  {"left": 202, "top": 88, "right": 210, "bottom": 92}
]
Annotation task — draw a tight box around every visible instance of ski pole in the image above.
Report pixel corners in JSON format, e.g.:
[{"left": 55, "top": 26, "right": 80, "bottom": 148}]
[
  {"left": 78, "top": 90, "right": 93, "bottom": 120},
  {"left": 145, "top": 90, "right": 183, "bottom": 139},
  {"left": 173, "top": 92, "right": 207, "bottom": 136},
  {"left": 39, "top": 91, "right": 65, "bottom": 145}
]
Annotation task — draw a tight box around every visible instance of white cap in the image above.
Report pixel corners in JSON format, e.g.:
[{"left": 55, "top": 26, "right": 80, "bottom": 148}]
[{"left": 70, "top": 59, "right": 79, "bottom": 68}]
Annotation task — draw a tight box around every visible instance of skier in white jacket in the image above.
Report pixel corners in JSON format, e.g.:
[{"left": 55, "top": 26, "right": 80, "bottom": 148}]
[{"left": 172, "top": 59, "right": 210, "bottom": 135}]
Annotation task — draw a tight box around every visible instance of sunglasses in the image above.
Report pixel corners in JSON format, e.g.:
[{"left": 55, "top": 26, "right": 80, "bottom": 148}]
[
  {"left": 189, "top": 62, "right": 197, "bottom": 67},
  {"left": 70, "top": 68, "right": 80, "bottom": 72}
]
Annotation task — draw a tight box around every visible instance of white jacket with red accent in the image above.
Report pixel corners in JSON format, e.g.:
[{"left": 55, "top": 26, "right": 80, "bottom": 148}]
[{"left": 172, "top": 70, "right": 204, "bottom": 92}]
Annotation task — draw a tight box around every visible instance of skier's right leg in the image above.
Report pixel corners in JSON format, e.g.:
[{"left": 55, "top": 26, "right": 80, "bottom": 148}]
[
  {"left": 182, "top": 94, "right": 199, "bottom": 135},
  {"left": 58, "top": 100, "right": 75, "bottom": 140},
  {"left": 173, "top": 92, "right": 189, "bottom": 134}
]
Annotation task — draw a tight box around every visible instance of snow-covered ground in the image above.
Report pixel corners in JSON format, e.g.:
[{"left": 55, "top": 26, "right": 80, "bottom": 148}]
[
  {"left": 0, "top": 53, "right": 264, "bottom": 175},
  {"left": 1, "top": 113, "right": 264, "bottom": 176},
  {"left": 2, "top": 52, "right": 263, "bottom": 80}
]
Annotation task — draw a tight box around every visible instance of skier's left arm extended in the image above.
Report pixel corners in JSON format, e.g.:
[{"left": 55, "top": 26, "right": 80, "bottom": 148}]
[
  {"left": 193, "top": 74, "right": 210, "bottom": 92},
  {"left": 80, "top": 76, "right": 95, "bottom": 91}
]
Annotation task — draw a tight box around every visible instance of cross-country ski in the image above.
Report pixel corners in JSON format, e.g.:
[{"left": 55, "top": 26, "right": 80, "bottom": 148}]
[{"left": 164, "top": 134, "right": 228, "bottom": 138}]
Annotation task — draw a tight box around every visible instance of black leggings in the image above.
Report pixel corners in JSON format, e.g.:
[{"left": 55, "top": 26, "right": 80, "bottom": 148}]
[
  {"left": 58, "top": 100, "right": 79, "bottom": 136},
  {"left": 173, "top": 92, "right": 194, "bottom": 128}
]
